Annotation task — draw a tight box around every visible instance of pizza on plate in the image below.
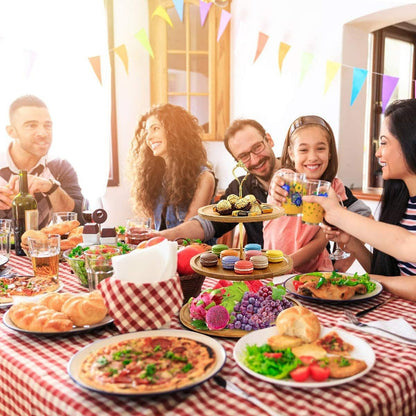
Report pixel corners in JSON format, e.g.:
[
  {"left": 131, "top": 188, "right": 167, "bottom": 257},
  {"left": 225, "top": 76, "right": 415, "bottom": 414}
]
[
  {"left": 0, "top": 276, "right": 60, "bottom": 304},
  {"left": 79, "top": 336, "right": 216, "bottom": 393}
]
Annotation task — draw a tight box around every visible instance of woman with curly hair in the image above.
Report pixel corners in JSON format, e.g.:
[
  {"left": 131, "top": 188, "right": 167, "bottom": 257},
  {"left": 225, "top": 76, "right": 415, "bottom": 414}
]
[{"left": 128, "top": 104, "right": 216, "bottom": 230}]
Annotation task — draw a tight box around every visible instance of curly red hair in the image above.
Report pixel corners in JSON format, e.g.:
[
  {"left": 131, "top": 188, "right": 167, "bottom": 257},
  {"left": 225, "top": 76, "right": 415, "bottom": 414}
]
[{"left": 128, "top": 104, "right": 211, "bottom": 218}]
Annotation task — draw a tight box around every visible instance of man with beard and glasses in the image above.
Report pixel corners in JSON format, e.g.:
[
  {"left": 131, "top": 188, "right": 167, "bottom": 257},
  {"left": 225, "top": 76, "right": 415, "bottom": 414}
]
[{"left": 158, "top": 119, "right": 280, "bottom": 245}]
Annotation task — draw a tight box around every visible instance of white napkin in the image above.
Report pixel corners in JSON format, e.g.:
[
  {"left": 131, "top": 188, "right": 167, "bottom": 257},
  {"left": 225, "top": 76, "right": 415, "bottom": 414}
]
[
  {"left": 111, "top": 240, "right": 178, "bottom": 284},
  {"left": 338, "top": 317, "right": 416, "bottom": 345}
]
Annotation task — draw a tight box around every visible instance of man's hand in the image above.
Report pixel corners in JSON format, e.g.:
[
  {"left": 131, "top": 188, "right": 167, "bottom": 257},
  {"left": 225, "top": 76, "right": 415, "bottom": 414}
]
[
  {"left": 0, "top": 184, "right": 16, "bottom": 210},
  {"left": 8, "top": 174, "right": 54, "bottom": 195},
  {"left": 268, "top": 173, "right": 287, "bottom": 206}
]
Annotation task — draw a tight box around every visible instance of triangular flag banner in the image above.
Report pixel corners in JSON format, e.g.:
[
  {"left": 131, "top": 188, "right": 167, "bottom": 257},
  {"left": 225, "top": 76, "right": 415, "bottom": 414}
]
[
  {"left": 253, "top": 32, "right": 269, "bottom": 63},
  {"left": 88, "top": 56, "right": 102, "bottom": 85},
  {"left": 23, "top": 49, "right": 37, "bottom": 79},
  {"left": 135, "top": 29, "right": 154, "bottom": 59},
  {"left": 278, "top": 42, "right": 291, "bottom": 72},
  {"left": 324, "top": 60, "right": 341, "bottom": 94},
  {"left": 173, "top": 0, "right": 184, "bottom": 21},
  {"left": 350, "top": 67, "right": 368, "bottom": 106},
  {"left": 199, "top": 0, "right": 212, "bottom": 27},
  {"left": 382, "top": 74, "right": 399, "bottom": 113},
  {"left": 217, "top": 10, "right": 231, "bottom": 42},
  {"left": 299, "top": 52, "right": 314, "bottom": 84},
  {"left": 152, "top": 5, "right": 173, "bottom": 27},
  {"left": 114, "top": 44, "right": 129, "bottom": 74}
]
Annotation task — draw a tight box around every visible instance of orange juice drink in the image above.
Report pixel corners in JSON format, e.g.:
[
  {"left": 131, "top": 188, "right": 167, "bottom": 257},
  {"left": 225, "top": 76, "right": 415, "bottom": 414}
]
[
  {"left": 278, "top": 172, "right": 306, "bottom": 216},
  {"left": 302, "top": 180, "right": 331, "bottom": 225}
]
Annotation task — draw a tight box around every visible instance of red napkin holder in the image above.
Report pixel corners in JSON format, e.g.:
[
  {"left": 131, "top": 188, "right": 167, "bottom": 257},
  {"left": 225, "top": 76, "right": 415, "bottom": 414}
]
[{"left": 98, "top": 274, "right": 184, "bottom": 333}]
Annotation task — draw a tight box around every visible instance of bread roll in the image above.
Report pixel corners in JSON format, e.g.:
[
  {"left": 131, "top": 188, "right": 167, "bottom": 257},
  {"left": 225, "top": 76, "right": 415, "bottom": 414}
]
[
  {"left": 275, "top": 306, "right": 321, "bottom": 343},
  {"left": 39, "top": 292, "right": 74, "bottom": 312},
  {"left": 61, "top": 291, "right": 107, "bottom": 326},
  {"left": 9, "top": 303, "right": 73, "bottom": 332},
  {"left": 41, "top": 220, "right": 80, "bottom": 236},
  {"left": 21, "top": 230, "right": 47, "bottom": 246}
]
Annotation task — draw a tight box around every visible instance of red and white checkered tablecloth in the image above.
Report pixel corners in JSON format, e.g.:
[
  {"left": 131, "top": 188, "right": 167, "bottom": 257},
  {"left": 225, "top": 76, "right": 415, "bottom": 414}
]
[{"left": 1, "top": 254, "right": 416, "bottom": 416}]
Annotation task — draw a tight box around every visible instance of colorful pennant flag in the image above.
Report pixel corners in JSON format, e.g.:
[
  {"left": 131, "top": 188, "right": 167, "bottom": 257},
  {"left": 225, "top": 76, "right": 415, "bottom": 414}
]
[
  {"left": 278, "top": 42, "right": 291, "bottom": 72},
  {"left": 23, "top": 49, "right": 37, "bottom": 79},
  {"left": 88, "top": 56, "right": 102, "bottom": 84},
  {"left": 114, "top": 44, "right": 129, "bottom": 74},
  {"left": 172, "top": 0, "right": 184, "bottom": 21},
  {"left": 350, "top": 67, "right": 368, "bottom": 106},
  {"left": 253, "top": 32, "right": 269, "bottom": 63},
  {"left": 152, "top": 5, "right": 173, "bottom": 27},
  {"left": 217, "top": 10, "right": 231, "bottom": 42},
  {"left": 324, "top": 60, "right": 341, "bottom": 94},
  {"left": 382, "top": 74, "right": 399, "bottom": 112},
  {"left": 199, "top": 0, "right": 212, "bottom": 26},
  {"left": 135, "top": 29, "right": 154, "bottom": 58},
  {"left": 299, "top": 52, "right": 314, "bottom": 84}
]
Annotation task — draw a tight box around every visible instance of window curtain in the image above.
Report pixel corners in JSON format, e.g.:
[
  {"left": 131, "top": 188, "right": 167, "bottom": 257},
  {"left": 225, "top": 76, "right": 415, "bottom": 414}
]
[{"left": 0, "top": 0, "right": 111, "bottom": 203}]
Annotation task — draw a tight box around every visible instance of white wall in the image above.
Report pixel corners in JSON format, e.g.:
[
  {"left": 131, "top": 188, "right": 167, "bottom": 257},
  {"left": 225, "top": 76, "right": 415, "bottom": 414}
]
[{"left": 104, "top": 0, "right": 416, "bottom": 227}]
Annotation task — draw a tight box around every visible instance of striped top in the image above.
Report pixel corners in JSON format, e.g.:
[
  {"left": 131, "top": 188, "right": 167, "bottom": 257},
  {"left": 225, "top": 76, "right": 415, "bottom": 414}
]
[{"left": 398, "top": 195, "right": 416, "bottom": 275}]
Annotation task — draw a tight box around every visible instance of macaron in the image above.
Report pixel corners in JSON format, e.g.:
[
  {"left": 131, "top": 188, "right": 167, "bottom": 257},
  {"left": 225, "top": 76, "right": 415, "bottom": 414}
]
[
  {"left": 200, "top": 252, "right": 218, "bottom": 267},
  {"left": 251, "top": 255, "right": 269, "bottom": 269},
  {"left": 245, "top": 249, "right": 262, "bottom": 261},
  {"left": 244, "top": 243, "right": 262, "bottom": 252},
  {"left": 234, "top": 260, "right": 254, "bottom": 275},
  {"left": 265, "top": 249, "right": 284, "bottom": 263},
  {"left": 212, "top": 244, "right": 229, "bottom": 257},
  {"left": 220, "top": 249, "right": 240, "bottom": 259},
  {"left": 221, "top": 255, "right": 240, "bottom": 270}
]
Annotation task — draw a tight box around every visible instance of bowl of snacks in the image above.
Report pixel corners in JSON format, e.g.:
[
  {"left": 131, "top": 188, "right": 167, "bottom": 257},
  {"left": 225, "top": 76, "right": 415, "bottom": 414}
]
[{"left": 63, "top": 242, "right": 133, "bottom": 287}]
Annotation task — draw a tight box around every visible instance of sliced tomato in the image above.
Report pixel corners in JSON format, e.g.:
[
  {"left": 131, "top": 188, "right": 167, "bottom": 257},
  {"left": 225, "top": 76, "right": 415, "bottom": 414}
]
[
  {"left": 290, "top": 366, "right": 310, "bottom": 382},
  {"left": 292, "top": 280, "right": 304, "bottom": 291},
  {"left": 263, "top": 352, "right": 283, "bottom": 359},
  {"left": 310, "top": 364, "right": 330, "bottom": 382},
  {"left": 298, "top": 356, "right": 316, "bottom": 366}
]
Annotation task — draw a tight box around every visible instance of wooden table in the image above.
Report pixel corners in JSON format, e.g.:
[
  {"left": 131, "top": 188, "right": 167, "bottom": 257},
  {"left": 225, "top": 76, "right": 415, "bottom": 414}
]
[{"left": 0, "top": 254, "right": 415, "bottom": 416}]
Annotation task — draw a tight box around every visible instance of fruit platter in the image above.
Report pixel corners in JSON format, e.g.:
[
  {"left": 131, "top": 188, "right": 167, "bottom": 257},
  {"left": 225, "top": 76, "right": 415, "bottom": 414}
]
[{"left": 179, "top": 280, "right": 299, "bottom": 338}]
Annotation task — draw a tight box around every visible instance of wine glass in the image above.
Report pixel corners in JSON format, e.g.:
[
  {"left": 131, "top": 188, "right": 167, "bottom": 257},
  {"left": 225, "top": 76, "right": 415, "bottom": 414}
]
[{"left": 326, "top": 198, "right": 350, "bottom": 261}]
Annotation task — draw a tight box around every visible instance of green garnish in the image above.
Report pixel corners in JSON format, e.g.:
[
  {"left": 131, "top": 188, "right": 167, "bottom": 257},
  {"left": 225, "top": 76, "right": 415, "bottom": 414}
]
[
  {"left": 338, "top": 357, "right": 351, "bottom": 367},
  {"left": 154, "top": 345, "right": 161, "bottom": 352},
  {"left": 96, "top": 356, "right": 109, "bottom": 366},
  {"left": 182, "top": 363, "right": 193, "bottom": 373}
]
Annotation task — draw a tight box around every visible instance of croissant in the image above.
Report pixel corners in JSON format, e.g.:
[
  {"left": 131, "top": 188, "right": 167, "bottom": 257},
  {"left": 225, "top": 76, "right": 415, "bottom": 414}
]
[
  {"left": 61, "top": 291, "right": 107, "bottom": 326},
  {"left": 9, "top": 303, "right": 74, "bottom": 332},
  {"left": 41, "top": 220, "right": 80, "bottom": 236},
  {"left": 39, "top": 292, "right": 74, "bottom": 311},
  {"left": 60, "top": 234, "right": 83, "bottom": 251}
]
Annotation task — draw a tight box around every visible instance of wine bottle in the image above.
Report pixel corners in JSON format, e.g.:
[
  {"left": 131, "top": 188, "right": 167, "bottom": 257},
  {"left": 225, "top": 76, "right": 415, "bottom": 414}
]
[{"left": 11, "top": 170, "right": 38, "bottom": 256}]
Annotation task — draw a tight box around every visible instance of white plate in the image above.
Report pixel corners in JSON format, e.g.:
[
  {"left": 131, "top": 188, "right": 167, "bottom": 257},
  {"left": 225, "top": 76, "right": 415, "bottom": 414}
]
[
  {"left": 68, "top": 329, "right": 227, "bottom": 396},
  {"left": 0, "top": 255, "right": 9, "bottom": 268},
  {"left": 0, "top": 282, "right": 64, "bottom": 309},
  {"left": 3, "top": 309, "right": 114, "bottom": 335},
  {"left": 276, "top": 273, "right": 383, "bottom": 304},
  {"left": 234, "top": 326, "right": 375, "bottom": 388}
]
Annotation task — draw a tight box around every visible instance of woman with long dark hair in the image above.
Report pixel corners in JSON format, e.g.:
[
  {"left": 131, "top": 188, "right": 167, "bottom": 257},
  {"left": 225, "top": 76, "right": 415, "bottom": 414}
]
[
  {"left": 304, "top": 99, "right": 416, "bottom": 301},
  {"left": 128, "top": 104, "right": 216, "bottom": 230}
]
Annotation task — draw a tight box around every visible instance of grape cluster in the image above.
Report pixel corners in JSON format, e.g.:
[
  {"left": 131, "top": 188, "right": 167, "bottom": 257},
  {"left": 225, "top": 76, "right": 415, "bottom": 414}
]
[{"left": 227, "top": 286, "right": 293, "bottom": 331}]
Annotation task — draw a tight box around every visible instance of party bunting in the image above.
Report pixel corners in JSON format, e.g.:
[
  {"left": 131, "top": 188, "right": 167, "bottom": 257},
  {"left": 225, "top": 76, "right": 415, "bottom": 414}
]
[
  {"left": 278, "top": 42, "right": 291, "bottom": 72},
  {"left": 23, "top": 49, "right": 37, "bottom": 79},
  {"left": 152, "top": 5, "right": 173, "bottom": 27},
  {"left": 324, "top": 60, "right": 341, "bottom": 94},
  {"left": 253, "top": 32, "right": 269, "bottom": 63},
  {"left": 217, "top": 10, "right": 231, "bottom": 42},
  {"left": 114, "top": 44, "right": 129, "bottom": 74},
  {"left": 173, "top": 0, "right": 184, "bottom": 21},
  {"left": 135, "top": 29, "right": 154, "bottom": 58},
  {"left": 88, "top": 56, "right": 102, "bottom": 84},
  {"left": 199, "top": 0, "right": 212, "bottom": 26},
  {"left": 350, "top": 67, "right": 368, "bottom": 106},
  {"left": 299, "top": 52, "right": 314, "bottom": 84},
  {"left": 382, "top": 74, "right": 399, "bottom": 112}
]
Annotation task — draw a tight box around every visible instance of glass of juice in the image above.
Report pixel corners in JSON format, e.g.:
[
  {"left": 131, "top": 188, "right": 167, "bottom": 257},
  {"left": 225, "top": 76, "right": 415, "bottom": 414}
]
[
  {"left": 125, "top": 217, "right": 152, "bottom": 245},
  {"left": 278, "top": 171, "right": 306, "bottom": 216},
  {"left": 27, "top": 234, "right": 61, "bottom": 282},
  {"left": 302, "top": 179, "right": 331, "bottom": 225}
]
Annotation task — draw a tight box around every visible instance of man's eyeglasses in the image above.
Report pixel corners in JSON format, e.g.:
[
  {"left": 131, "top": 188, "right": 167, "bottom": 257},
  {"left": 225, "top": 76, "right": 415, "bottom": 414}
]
[{"left": 236, "top": 138, "right": 267, "bottom": 164}]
